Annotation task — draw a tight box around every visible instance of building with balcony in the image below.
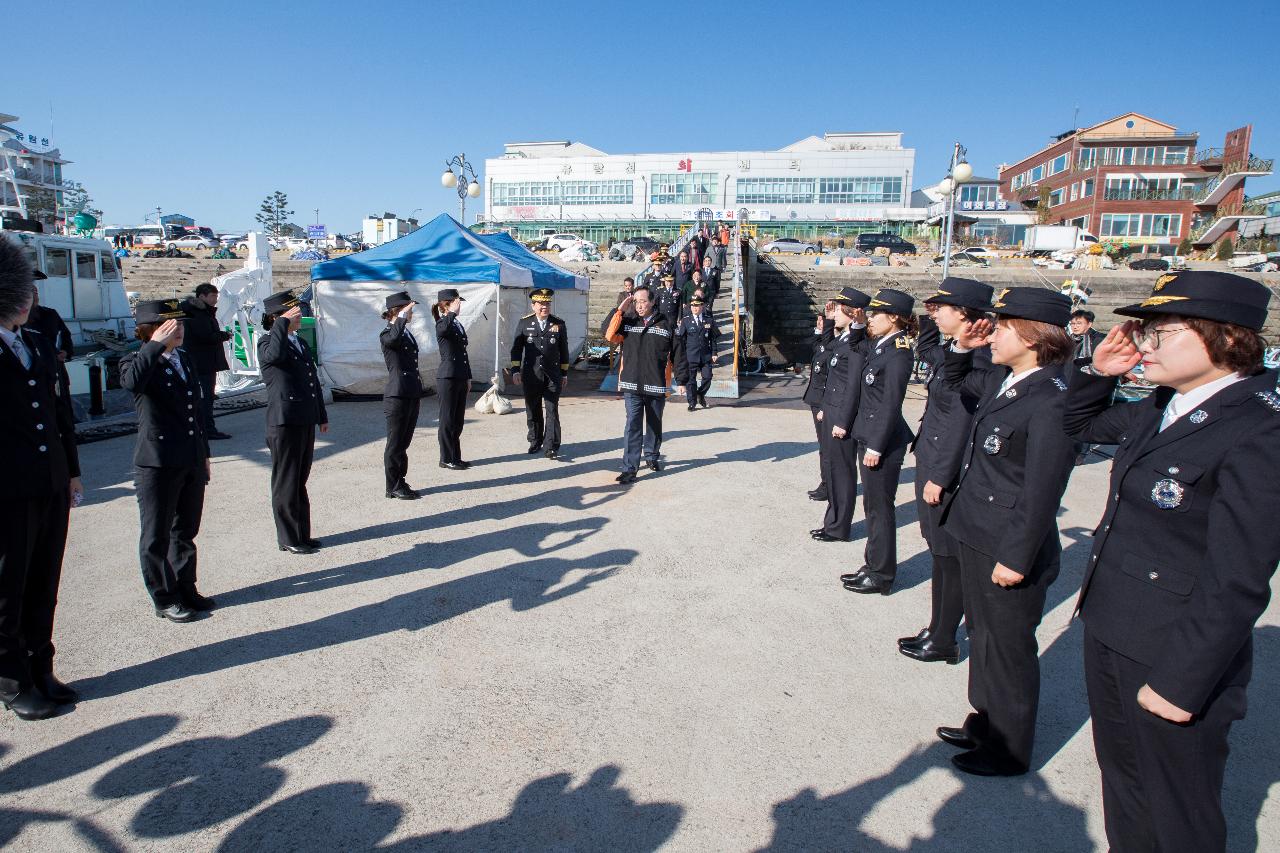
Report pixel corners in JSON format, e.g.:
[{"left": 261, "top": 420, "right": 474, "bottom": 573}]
[
  {"left": 0, "top": 112, "right": 71, "bottom": 225},
  {"left": 996, "top": 113, "right": 1272, "bottom": 248},
  {"left": 482, "top": 133, "right": 924, "bottom": 244},
  {"left": 918, "top": 175, "right": 1037, "bottom": 247}
]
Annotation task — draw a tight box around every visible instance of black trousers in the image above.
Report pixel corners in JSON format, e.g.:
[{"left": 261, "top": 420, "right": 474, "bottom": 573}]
[
  {"left": 857, "top": 442, "right": 907, "bottom": 583},
  {"left": 383, "top": 396, "right": 421, "bottom": 490},
  {"left": 914, "top": 468, "right": 963, "bottom": 644},
  {"left": 135, "top": 464, "right": 206, "bottom": 607},
  {"left": 819, "top": 423, "right": 857, "bottom": 540},
  {"left": 685, "top": 359, "right": 713, "bottom": 400},
  {"left": 1084, "top": 628, "right": 1245, "bottom": 853},
  {"left": 266, "top": 424, "right": 315, "bottom": 547},
  {"left": 436, "top": 377, "right": 468, "bottom": 464},
  {"left": 621, "top": 393, "right": 664, "bottom": 472},
  {"left": 0, "top": 493, "right": 70, "bottom": 687},
  {"left": 956, "top": 539, "right": 1059, "bottom": 771},
  {"left": 197, "top": 371, "right": 217, "bottom": 432},
  {"left": 522, "top": 375, "right": 561, "bottom": 450},
  {"left": 809, "top": 405, "right": 827, "bottom": 492}
]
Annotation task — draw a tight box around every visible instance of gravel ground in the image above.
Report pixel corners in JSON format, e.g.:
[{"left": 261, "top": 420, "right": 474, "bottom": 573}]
[{"left": 2, "top": 374, "right": 1276, "bottom": 851}]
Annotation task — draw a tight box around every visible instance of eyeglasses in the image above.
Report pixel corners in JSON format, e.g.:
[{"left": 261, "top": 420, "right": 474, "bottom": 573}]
[{"left": 1132, "top": 325, "right": 1188, "bottom": 349}]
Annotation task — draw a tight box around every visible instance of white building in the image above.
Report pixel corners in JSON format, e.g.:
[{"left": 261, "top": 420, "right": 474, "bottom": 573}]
[
  {"left": 0, "top": 112, "right": 71, "bottom": 224},
  {"left": 482, "top": 133, "right": 924, "bottom": 243},
  {"left": 362, "top": 213, "right": 419, "bottom": 246}
]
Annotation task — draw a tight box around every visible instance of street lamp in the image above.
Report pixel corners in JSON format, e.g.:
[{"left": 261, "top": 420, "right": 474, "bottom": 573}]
[
  {"left": 441, "top": 154, "right": 482, "bottom": 226},
  {"left": 940, "top": 143, "right": 973, "bottom": 279}
]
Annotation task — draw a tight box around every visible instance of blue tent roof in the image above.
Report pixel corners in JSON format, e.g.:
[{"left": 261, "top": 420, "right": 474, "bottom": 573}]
[{"left": 310, "top": 214, "right": 585, "bottom": 290}]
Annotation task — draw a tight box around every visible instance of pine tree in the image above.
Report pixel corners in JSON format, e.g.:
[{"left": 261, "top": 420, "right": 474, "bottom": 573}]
[{"left": 255, "top": 191, "right": 294, "bottom": 238}]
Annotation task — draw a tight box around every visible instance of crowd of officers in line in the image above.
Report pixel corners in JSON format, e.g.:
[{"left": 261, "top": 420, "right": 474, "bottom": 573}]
[
  {"left": 4, "top": 225, "right": 1278, "bottom": 851},
  {"left": 801, "top": 270, "right": 1280, "bottom": 852}
]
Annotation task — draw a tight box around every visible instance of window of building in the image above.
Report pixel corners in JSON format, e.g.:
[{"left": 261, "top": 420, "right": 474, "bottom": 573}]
[
  {"left": 1049, "top": 154, "right": 1068, "bottom": 176},
  {"left": 1083, "top": 178, "right": 1094, "bottom": 198},
  {"left": 959, "top": 184, "right": 998, "bottom": 205},
  {"left": 1069, "top": 216, "right": 1089, "bottom": 229},
  {"left": 736, "top": 177, "right": 815, "bottom": 204},
  {"left": 1049, "top": 188, "right": 1064, "bottom": 206},
  {"left": 1078, "top": 148, "right": 1097, "bottom": 169},
  {"left": 1070, "top": 183, "right": 1079, "bottom": 202},
  {"left": 491, "top": 181, "right": 560, "bottom": 206},
  {"left": 817, "top": 177, "right": 903, "bottom": 204},
  {"left": 560, "top": 180, "right": 633, "bottom": 205},
  {"left": 1031, "top": 164, "right": 1044, "bottom": 182},
  {"left": 1012, "top": 174, "right": 1025, "bottom": 190},
  {"left": 650, "top": 172, "right": 718, "bottom": 205},
  {"left": 1100, "top": 212, "right": 1182, "bottom": 238},
  {"left": 1136, "top": 147, "right": 1160, "bottom": 165},
  {"left": 1163, "top": 146, "right": 1188, "bottom": 164}
]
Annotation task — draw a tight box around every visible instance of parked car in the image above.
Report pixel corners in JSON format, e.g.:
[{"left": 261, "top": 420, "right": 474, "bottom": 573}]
[
  {"left": 761, "top": 237, "right": 822, "bottom": 255},
  {"left": 959, "top": 246, "right": 999, "bottom": 259},
  {"left": 608, "top": 236, "right": 664, "bottom": 261},
  {"left": 166, "top": 235, "right": 216, "bottom": 250},
  {"left": 931, "top": 250, "right": 990, "bottom": 268},
  {"left": 219, "top": 233, "right": 247, "bottom": 248},
  {"left": 1128, "top": 255, "right": 1187, "bottom": 271},
  {"left": 855, "top": 233, "right": 918, "bottom": 255},
  {"left": 544, "top": 233, "right": 585, "bottom": 251}
]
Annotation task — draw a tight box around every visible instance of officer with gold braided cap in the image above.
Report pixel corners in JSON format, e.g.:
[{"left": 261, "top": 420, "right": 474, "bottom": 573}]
[{"left": 510, "top": 288, "right": 570, "bottom": 459}]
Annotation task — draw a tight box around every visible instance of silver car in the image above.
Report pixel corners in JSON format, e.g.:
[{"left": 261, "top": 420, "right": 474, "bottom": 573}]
[{"left": 761, "top": 237, "right": 822, "bottom": 254}]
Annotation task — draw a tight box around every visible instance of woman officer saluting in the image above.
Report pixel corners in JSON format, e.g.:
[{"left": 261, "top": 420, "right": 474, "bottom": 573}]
[
  {"left": 842, "top": 288, "right": 916, "bottom": 596},
  {"left": 433, "top": 288, "right": 471, "bottom": 470},
  {"left": 380, "top": 291, "right": 423, "bottom": 499},
  {"left": 933, "top": 287, "right": 1076, "bottom": 777},
  {"left": 1065, "top": 271, "right": 1280, "bottom": 853}
]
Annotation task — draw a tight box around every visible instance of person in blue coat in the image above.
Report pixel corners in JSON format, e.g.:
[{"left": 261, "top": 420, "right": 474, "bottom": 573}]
[
  {"left": 1064, "top": 271, "right": 1280, "bottom": 852},
  {"left": 433, "top": 288, "right": 471, "bottom": 470}
]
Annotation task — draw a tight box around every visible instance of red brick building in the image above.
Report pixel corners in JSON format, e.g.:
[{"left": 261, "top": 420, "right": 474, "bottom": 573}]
[{"left": 997, "top": 113, "right": 1272, "bottom": 248}]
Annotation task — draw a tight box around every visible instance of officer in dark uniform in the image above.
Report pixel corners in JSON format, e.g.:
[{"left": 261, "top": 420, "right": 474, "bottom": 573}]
[
  {"left": 119, "top": 299, "right": 213, "bottom": 623},
  {"left": 0, "top": 240, "right": 82, "bottom": 720},
  {"left": 653, "top": 272, "right": 683, "bottom": 328},
  {"left": 1063, "top": 271, "right": 1279, "bottom": 852},
  {"left": 258, "top": 290, "right": 328, "bottom": 555},
  {"left": 844, "top": 288, "right": 916, "bottom": 595},
  {"left": 379, "top": 291, "right": 423, "bottom": 499},
  {"left": 934, "top": 287, "right": 1076, "bottom": 777},
  {"left": 181, "top": 283, "right": 233, "bottom": 440},
  {"left": 811, "top": 287, "right": 871, "bottom": 542},
  {"left": 23, "top": 277, "right": 73, "bottom": 401},
  {"left": 433, "top": 288, "right": 471, "bottom": 470},
  {"left": 899, "top": 278, "right": 993, "bottom": 664},
  {"left": 802, "top": 300, "right": 840, "bottom": 501},
  {"left": 673, "top": 296, "right": 720, "bottom": 410},
  {"left": 510, "top": 288, "right": 571, "bottom": 459}
]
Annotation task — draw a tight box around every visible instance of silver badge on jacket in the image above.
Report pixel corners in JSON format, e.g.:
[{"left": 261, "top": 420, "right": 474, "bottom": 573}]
[
  {"left": 1151, "top": 478, "right": 1185, "bottom": 509},
  {"left": 983, "top": 435, "right": 1003, "bottom": 455}
]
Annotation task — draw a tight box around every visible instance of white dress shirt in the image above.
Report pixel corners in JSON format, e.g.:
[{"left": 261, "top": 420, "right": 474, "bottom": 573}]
[
  {"left": 997, "top": 366, "right": 1042, "bottom": 397},
  {"left": 1159, "top": 372, "right": 1245, "bottom": 432}
]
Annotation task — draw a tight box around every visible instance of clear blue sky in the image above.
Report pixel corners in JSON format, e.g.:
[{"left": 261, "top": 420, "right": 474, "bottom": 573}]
[{"left": 8, "top": 0, "right": 1279, "bottom": 234}]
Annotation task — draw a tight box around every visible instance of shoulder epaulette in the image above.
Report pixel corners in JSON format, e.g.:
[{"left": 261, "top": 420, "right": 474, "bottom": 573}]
[
  {"left": 521, "top": 313, "right": 534, "bottom": 320},
  {"left": 1052, "top": 377, "right": 1068, "bottom": 391},
  {"left": 894, "top": 336, "right": 912, "bottom": 349},
  {"left": 1255, "top": 390, "right": 1280, "bottom": 412}
]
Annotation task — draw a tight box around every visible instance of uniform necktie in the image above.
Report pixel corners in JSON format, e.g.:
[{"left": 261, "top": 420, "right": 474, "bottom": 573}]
[
  {"left": 167, "top": 351, "right": 187, "bottom": 381},
  {"left": 10, "top": 333, "right": 31, "bottom": 370}
]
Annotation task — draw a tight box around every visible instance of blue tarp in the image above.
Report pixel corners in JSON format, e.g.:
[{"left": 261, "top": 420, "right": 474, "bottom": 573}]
[{"left": 310, "top": 214, "right": 585, "bottom": 290}]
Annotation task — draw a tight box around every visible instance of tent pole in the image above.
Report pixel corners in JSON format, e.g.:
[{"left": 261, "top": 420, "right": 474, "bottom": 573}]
[{"left": 494, "top": 285, "right": 501, "bottom": 392}]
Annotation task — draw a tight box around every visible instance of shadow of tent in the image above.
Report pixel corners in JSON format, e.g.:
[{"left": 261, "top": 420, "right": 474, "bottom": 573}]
[
  {"left": 217, "top": 764, "right": 682, "bottom": 853},
  {"left": 77, "top": 547, "right": 634, "bottom": 700},
  {"left": 755, "top": 741, "right": 1092, "bottom": 852}
]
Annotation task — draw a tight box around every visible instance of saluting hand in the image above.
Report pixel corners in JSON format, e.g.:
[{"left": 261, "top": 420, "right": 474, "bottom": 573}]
[
  {"left": 152, "top": 319, "right": 182, "bottom": 348},
  {"left": 1092, "top": 321, "right": 1144, "bottom": 376},
  {"left": 991, "top": 563, "right": 1024, "bottom": 587},
  {"left": 954, "top": 317, "right": 994, "bottom": 349},
  {"left": 283, "top": 306, "right": 303, "bottom": 332},
  {"left": 1137, "top": 684, "right": 1193, "bottom": 723},
  {"left": 618, "top": 295, "right": 635, "bottom": 313}
]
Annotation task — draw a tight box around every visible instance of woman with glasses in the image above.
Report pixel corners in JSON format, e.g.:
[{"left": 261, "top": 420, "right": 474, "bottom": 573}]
[
  {"left": 933, "top": 287, "right": 1076, "bottom": 777},
  {"left": 842, "top": 288, "right": 917, "bottom": 595},
  {"left": 1063, "top": 271, "right": 1280, "bottom": 853}
]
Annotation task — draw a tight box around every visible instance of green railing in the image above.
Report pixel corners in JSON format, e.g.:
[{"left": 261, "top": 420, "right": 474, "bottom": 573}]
[
  {"left": 1190, "top": 200, "right": 1270, "bottom": 242},
  {"left": 1193, "top": 156, "right": 1275, "bottom": 203}
]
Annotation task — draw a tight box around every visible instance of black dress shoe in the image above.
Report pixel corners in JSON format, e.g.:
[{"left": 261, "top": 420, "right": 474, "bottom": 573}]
[
  {"left": 807, "top": 489, "right": 829, "bottom": 501},
  {"left": 279, "top": 544, "right": 319, "bottom": 555},
  {"left": 304, "top": 538, "right": 322, "bottom": 548},
  {"left": 839, "top": 568, "right": 869, "bottom": 583},
  {"left": 1, "top": 687, "right": 58, "bottom": 720},
  {"left": 439, "top": 461, "right": 467, "bottom": 471},
  {"left": 936, "top": 726, "right": 977, "bottom": 750},
  {"left": 616, "top": 471, "right": 637, "bottom": 484},
  {"left": 388, "top": 485, "right": 419, "bottom": 500},
  {"left": 699, "top": 395, "right": 708, "bottom": 408},
  {"left": 208, "top": 431, "right": 233, "bottom": 440},
  {"left": 528, "top": 443, "right": 543, "bottom": 454},
  {"left": 897, "top": 628, "right": 930, "bottom": 649},
  {"left": 35, "top": 673, "right": 79, "bottom": 704},
  {"left": 899, "top": 637, "right": 960, "bottom": 664},
  {"left": 545, "top": 449, "right": 558, "bottom": 459},
  {"left": 645, "top": 460, "right": 663, "bottom": 471},
  {"left": 951, "top": 749, "right": 1027, "bottom": 777},
  {"left": 687, "top": 402, "right": 697, "bottom": 411},
  {"left": 155, "top": 603, "right": 197, "bottom": 623},
  {"left": 811, "top": 531, "right": 846, "bottom": 542},
  {"left": 844, "top": 575, "right": 893, "bottom": 595},
  {"left": 183, "top": 591, "right": 216, "bottom": 611}
]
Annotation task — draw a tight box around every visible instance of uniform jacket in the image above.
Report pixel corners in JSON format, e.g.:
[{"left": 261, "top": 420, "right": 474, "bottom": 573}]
[
  {"left": 654, "top": 285, "right": 683, "bottom": 326},
  {"left": 913, "top": 317, "right": 990, "bottom": 490},
  {"left": 1064, "top": 368, "right": 1280, "bottom": 713},
  {"left": 24, "top": 306, "right": 73, "bottom": 360},
  {"left": 258, "top": 319, "right": 328, "bottom": 427},
  {"left": 510, "top": 312, "right": 571, "bottom": 386},
  {"left": 673, "top": 312, "right": 720, "bottom": 381},
  {"left": 1068, "top": 328, "right": 1107, "bottom": 382},
  {"left": 119, "top": 341, "right": 210, "bottom": 468},
  {"left": 802, "top": 318, "right": 835, "bottom": 408},
  {"left": 434, "top": 311, "right": 472, "bottom": 381},
  {"left": 700, "top": 266, "right": 721, "bottom": 297},
  {"left": 818, "top": 330, "right": 865, "bottom": 434},
  {"left": 0, "top": 327, "right": 79, "bottom": 497},
  {"left": 379, "top": 315, "right": 425, "bottom": 399},
  {"left": 852, "top": 330, "right": 915, "bottom": 454},
  {"left": 181, "top": 296, "right": 231, "bottom": 374},
  {"left": 940, "top": 350, "right": 1075, "bottom": 577},
  {"left": 605, "top": 310, "right": 673, "bottom": 397}
]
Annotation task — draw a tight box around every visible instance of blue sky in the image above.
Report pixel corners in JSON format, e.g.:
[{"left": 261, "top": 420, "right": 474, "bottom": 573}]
[{"left": 8, "top": 0, "right": 1278, "bottom": 233}]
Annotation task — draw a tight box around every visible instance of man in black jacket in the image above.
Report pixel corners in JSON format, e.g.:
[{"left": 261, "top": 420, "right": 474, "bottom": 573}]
[
  {"left": 258, "top": 290, "right": 328, "bottom": 555},
  {"left": 182, "top": 283, "right": 233, "bottom": 440},
  {"left": 0, "top": 239, "right": 82, "bottom": 720},
  {"left": 605, "top": 287, "right": 674, "bottom": 483},
  {"left": 119, "top": 300, "right": 213, "bottom": 623},
  {"left": 1067, "top": 308, "right": 1107, "bottom": 464},
  {"left": 23, "top": 281, "right": 73, "bottom": 401},
  {"left": 510, "top": 288, "right": 571, "bottom": 459}
]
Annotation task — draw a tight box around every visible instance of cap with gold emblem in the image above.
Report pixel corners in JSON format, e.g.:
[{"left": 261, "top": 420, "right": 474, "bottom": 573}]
[
  {"left": 1115, "top": 270, "right": 1270, "bottom": 331},
  {"left": 262, "top": 290, "right": 303, "bottom": 316},
  {"left": 990, "top": 287, "right": 1071, "bottom": 326},
  {"left": 133, "top": 299, "right": 186, "bottom": 324},
  {"left": 924, "top": 277, "right": 993, "bottom": 311},
  {"left": 832, "top": 286, "right": 871, "bottom": 309},
  {"left": 530, "top": 288, "right": 555, "bottom": 304},
  {"left": 867, "top": 288, "right": 915, "bottom": 317}
]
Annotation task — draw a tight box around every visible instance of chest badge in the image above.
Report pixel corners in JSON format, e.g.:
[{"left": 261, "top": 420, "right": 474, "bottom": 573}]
[
  {"left": 1189, "top": 410, "right": 1208, "bottom": 424},
  {"left": 983, "top": 434, "right": 1004, "bottom": 455},
  {"left": 865, "top": 372, "right": 875, "bottom": 385},
  {"left": 1151, "top": 478, "right": 1185, "bottom": 509},
  {"left": 1004, "top": 388, "right": 1017, "bottom": 399},
  {"left": 829, "top": 355, "right": 839, "bottom": 367}
]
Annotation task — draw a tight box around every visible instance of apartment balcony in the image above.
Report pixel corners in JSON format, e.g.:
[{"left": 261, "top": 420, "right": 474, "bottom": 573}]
[
  {"left": 12, "top": 168, "right": 64, "bottom": 189},
  {"left": 1190, "top": 199, "right": 1269, "bottom": 246},
  {"left": 1193, "top": 155, "right": 1274, "bottom": 205},
  {"left": 1102, "top": 188, "right": 1198, "bottom": 203}
]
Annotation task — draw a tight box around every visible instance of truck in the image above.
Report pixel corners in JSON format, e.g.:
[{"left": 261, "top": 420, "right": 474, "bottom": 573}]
[{"left": 1023, "top": 226, "right": 1099, "bottom": 255}]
